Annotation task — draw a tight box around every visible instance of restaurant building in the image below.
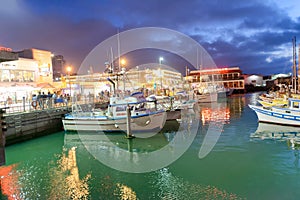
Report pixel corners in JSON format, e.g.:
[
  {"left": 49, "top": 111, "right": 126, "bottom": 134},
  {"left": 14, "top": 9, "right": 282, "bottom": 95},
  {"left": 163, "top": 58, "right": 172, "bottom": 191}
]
[{"left": 186, "top": 66, "right": 245, "bottom": 93}]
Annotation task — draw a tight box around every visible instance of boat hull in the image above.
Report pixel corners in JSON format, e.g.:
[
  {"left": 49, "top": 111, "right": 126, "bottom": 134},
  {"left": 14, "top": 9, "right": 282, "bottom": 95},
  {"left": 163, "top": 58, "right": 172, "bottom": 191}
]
[
  {"left": 249, "top": 104, "right": 300, "bottom": 126},
  {"left": 118, "top": 111, "right": 167, "bottom": 133},
  {"left": 62, "top": 111, "right": 167, "bottom": 133},
  {"left": 166, "top": 109, "right": 181, "bottom": 121},
  {"left": 62, "top": 116, "right": 120, "bottom": 132}
]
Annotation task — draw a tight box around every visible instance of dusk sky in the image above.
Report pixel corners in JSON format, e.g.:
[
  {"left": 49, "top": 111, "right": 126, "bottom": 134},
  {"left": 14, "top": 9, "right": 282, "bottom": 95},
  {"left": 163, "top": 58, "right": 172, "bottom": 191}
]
[{"left": 1, "top": 0, "right": 300, "bottom": 75}]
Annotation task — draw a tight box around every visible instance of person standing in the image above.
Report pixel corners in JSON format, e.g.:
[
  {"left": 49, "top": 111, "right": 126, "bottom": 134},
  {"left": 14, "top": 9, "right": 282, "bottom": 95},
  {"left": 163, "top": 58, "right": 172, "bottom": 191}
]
[{"left": 37, "top": 92, "right": 43, "bottom": 109}]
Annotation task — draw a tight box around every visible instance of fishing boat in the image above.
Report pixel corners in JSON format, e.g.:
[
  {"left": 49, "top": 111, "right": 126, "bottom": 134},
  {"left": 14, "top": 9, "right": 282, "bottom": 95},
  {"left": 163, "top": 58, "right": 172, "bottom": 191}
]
[
  {"left": 249, "top": 98, "right": 300, "bottom": 126},
  {"left": 62, "top": 92, "right": 167, "bottom": 133}
]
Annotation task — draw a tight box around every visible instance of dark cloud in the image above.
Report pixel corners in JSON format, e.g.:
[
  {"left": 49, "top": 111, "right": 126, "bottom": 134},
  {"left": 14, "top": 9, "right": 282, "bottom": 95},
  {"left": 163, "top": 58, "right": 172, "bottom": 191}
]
[{"left": 1, "top": 0, "right": 299, "bottom": 75}]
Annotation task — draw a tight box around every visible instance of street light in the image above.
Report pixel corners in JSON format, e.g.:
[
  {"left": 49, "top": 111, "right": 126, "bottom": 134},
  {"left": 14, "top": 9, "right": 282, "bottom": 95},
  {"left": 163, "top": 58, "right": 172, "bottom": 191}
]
[
  {"left": 66, "top": 66, "right": 72, "bottom": 98},
  {"left": 136, "top": 66, "right": 139, "bottom": 86},
  {"left": 120, "top": 58, "right": 126, "bottom": 67}
]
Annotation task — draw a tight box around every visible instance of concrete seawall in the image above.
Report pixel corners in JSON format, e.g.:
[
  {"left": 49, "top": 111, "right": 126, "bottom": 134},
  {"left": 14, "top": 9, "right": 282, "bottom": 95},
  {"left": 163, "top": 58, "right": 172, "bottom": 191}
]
[{"left": 4, "top": 108, "right": 70, "bottom": 145}]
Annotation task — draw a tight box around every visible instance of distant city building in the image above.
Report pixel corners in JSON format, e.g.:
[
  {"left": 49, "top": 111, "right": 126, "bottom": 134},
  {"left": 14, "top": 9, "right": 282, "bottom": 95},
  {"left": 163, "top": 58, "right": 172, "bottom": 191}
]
[
  {"left": 52, "top": 55, "right": 66, "bottom": 81},
  {"left": 243, "top": 74, "right": 264, "bottom": 86},
  {"left": 17, "top": 48, "right": 53, "bottom": 83}
]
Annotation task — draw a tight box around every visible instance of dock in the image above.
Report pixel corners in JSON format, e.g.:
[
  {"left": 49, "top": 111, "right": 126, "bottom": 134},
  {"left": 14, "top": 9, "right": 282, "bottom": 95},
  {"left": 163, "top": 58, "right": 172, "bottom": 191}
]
[{"left": 4, "top": 107, "right": 70, "bottom": 145}]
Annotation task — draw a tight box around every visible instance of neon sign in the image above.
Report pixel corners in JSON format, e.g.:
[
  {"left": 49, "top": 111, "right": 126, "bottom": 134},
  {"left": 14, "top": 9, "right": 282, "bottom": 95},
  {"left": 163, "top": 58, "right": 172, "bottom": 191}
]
[{"left": 0, "top": 46, "right": 12, "bottom": 52}]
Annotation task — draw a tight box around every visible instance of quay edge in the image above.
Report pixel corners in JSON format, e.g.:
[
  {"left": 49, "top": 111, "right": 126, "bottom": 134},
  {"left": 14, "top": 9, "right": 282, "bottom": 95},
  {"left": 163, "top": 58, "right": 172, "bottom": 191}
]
[{"left": 4, "top": 108, "right": 70, "bottom": 146}]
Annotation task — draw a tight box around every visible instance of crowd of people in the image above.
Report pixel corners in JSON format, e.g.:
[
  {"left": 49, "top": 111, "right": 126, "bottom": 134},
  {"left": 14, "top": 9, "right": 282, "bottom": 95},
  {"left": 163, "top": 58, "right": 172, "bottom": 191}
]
[
  {"left": 27, "top": 87, "right": 176, "bottom": 110},
  {"left": 31, "top": 91, "right": 71, "bottom": 109}
]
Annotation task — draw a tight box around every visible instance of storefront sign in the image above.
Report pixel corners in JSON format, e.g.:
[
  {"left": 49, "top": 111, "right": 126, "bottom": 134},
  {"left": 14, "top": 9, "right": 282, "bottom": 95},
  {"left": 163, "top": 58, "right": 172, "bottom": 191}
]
[{"left": 0, "top": 46, "right": 12, "bottom": 52}]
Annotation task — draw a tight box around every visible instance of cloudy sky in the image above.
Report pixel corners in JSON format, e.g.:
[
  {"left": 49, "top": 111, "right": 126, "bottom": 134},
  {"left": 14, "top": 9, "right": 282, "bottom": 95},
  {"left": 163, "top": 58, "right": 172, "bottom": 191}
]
[{"left": 1, "top": 0, "right": 300, "bottom": 75}]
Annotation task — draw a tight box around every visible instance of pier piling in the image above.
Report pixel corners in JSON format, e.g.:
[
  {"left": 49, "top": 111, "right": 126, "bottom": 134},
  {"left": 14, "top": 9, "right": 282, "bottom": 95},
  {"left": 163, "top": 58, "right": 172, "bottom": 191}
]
[
  {"left": 125, "top": 104, "right": 135, "bottom": 139},
  {"left": 0, "top": 107, "right": 8, "bottom": 166}
]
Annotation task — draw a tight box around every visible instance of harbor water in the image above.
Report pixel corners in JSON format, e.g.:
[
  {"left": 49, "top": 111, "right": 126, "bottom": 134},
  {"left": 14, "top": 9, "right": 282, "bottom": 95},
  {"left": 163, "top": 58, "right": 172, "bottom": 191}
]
[{"left": 2, "top": 92, "right": 300, "bottom": 199}]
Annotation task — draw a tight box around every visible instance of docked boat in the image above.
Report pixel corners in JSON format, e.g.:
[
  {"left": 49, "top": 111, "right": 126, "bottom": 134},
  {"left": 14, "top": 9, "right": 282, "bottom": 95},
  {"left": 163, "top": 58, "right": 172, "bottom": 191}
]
[
  {"left": 196, "top": 92, "right": 218, "bottom": 103},
  {"left": 172, "top": 91, "right": 197, "bottom": 110},
  {"left": 249, "top": 98, "right": 300, "bottom": 126},
  {"left": 146, "top": 95, "right": 182, "bottom": 121},
  {"left": 257, "top": 92, "right": 288, "bottom": 107},
  {"left": 257, "top": 99, "right": 287, "bottom": 107},
  {"left": 62, "top": 92, "right": 167, "bottom": 133}
]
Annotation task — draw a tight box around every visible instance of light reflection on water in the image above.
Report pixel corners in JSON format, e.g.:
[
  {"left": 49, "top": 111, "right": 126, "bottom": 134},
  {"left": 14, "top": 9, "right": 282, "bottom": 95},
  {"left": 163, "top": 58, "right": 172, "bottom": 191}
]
[{"left": 2, "top": 92, "right": 300, "bottom": 199}]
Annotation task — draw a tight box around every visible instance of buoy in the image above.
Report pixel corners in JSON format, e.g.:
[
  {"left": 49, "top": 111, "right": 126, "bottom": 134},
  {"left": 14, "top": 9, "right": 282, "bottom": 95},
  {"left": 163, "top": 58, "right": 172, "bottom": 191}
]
[{"left": 31, "top": 101, "right": 37, "bottom": 109}]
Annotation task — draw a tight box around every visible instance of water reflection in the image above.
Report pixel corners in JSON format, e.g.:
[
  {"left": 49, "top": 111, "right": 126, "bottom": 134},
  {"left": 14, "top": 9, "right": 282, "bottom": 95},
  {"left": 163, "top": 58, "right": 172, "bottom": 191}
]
[
  {"left": 199, "top": 96, "right": 246, "bottom": 126},
  {"left": 151, "top": 168, "right": 243, "bottom": 199},
  {"left": 251, "top": 122, "right": 300, "bottom": 169},
  {"left": 199, "top": 101, "right": 230, "bottom": 125},
  {"left": 197, "top": 101, "right": 229, "bottom": 158},
  {"left": 48, "top": 147, "right": 90, "bottom": 199},
  {"left": 0, "top": 164, "right": 20, "bottom": 200},
  {"left": 251, "top": 122, "right": 300, "bottom": 141},
  {"left": 72, "top": 108, "right": 200, "bottom": 173}
]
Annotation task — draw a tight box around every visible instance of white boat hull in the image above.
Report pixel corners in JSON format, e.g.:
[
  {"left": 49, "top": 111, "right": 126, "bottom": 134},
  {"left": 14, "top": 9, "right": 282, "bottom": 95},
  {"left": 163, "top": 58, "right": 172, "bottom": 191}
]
[
  {"left": 249, "top": 104, "right": 300, "bottom": 126},
  {"left": 62, "top": 111, "right": 167, "bottom": 133},
  {"left": 118, "top": 111, "right": 167, "bottom": 132},
  {"left": 62, "top": 116, "right": 120, "bottom": 132}
]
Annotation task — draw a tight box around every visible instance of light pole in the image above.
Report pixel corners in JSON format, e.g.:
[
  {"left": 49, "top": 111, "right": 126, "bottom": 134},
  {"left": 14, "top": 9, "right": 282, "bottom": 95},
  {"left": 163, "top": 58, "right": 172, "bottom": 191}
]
[
  {"left": 136, "top": 66, "right": 139, "bottom": 86},
  {"left": 66, "top": 66, "right": 72, "bottom": 98},
  {"left": 159, "top": 57, "right": 164, "bottom": 90},
  {"left": 120, "top": 58, "right": 126, "bottom": 92}
]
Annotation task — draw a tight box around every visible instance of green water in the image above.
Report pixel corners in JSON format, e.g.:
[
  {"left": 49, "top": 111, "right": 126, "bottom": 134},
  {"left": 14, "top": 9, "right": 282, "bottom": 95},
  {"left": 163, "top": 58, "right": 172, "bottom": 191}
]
[{"left": 2, "top": 92, "right": 300, "bottom": 199}]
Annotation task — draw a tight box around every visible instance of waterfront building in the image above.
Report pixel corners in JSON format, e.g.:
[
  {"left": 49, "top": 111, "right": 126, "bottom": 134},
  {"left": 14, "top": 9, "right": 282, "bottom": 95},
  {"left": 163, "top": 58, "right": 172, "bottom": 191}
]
[
  {"left": 65, "top": 67, "right": 184, "bottom": 98},
  {"left": 186, "top": 66, "right": 245, "bottom": 92},
  {"left": 125, "top": 67, "right": 183, "bottom": 91},
  {"left": 0, "top": 58, "right": 39, "bottom": 103},
  {"left": 17, "top": 48, "right": 53, "bottom": 83},
  {"left": 0, "top": 47, "right": 59, "bottom": 106}
]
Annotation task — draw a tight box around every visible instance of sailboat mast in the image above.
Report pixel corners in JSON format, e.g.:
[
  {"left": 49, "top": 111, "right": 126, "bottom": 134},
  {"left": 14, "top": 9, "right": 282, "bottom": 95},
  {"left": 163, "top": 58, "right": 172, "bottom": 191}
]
[
  {"left": 292, "top": 36, "right": 297, "bottom": 93},
  {"left": 298, "top": 43, "right": 300, "bottom": 92},
  {"left": 117, "top": 29, "right": 121, "bottom": 73}
]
